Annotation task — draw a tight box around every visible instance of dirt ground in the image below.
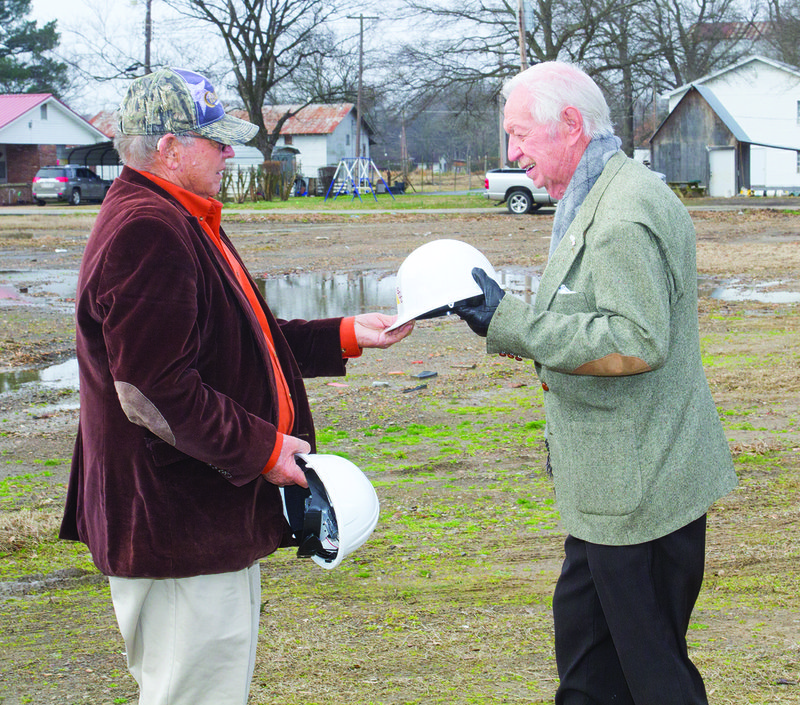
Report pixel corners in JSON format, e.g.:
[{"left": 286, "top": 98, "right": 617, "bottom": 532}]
[{"left": 0, "top": 203, "right": 798, "bottom": 704}]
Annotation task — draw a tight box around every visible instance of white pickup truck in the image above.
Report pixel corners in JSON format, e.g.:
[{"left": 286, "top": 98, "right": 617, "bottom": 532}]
[{"left": 483, "top": 167, "right": 558, "bottom": 214}]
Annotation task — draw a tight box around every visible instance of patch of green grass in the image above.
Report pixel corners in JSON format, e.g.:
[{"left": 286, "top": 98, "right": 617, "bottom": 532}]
[
  {"left": 0, "top": 470, "right": 55, "bottom": 508},
  {"left": 222, "top": 193, "right": 488, "bottom": 212}
]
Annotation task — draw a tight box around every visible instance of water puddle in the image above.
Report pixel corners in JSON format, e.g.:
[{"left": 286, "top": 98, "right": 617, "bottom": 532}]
[
  {"left": 701, "top": 278, "right": 800, "bottom": 304},
  {"left": 256, "top": 271, "right": 398, "bottom": 319},
  {"left": 0, "top": 357, "right": 80, "bottom": 393},
  {"left": 0, "top": 269, "right": 78, "bottom": 312},
  {"left": 254, "top": 268, "right": 540, "bottom": 319}
]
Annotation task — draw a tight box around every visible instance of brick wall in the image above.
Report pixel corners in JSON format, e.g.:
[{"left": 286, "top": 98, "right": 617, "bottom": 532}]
[{"left": 2, "top": 144, "right": 57, "bottom": 204}]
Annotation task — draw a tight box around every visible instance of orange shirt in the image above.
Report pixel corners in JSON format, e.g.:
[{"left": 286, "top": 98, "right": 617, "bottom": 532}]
[{"left": 136, "top": 169, "right": 360, "bottom": 472}]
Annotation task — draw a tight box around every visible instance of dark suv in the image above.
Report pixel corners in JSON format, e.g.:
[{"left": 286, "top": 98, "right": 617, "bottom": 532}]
[{"left": 32, "top": 165, "right": 112, "bottom": 206}]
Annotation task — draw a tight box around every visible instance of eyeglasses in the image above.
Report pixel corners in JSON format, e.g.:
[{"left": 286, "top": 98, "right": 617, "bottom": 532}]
[{"left": 187, "top": 133, "right": 228, "bottom": 152}]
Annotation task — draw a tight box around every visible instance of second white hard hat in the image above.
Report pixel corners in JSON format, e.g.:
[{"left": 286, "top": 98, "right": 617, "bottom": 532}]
[
  {"left": 387, "top": 239, "right": 500, "bottom": 331},
  {"left": 281, "top": 453, "right": 380, "bottom": 570}
]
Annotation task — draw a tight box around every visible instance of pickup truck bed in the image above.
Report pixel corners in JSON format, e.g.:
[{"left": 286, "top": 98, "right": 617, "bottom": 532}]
[{"left": 484, "top": 168, "right": 557, "bottom": 214}]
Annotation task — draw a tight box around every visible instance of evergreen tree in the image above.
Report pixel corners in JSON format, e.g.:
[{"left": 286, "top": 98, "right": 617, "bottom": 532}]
[{"left": 0, "top": 0, "right": 69, "bottom": 94}]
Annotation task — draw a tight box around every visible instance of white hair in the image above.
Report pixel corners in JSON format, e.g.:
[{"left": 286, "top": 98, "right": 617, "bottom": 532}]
[
  {"left": 503, "top": 61, "right": 614, "bottom": 139},
  {"left": 114, "top": 133, "right": 196, "bottom": 170}
]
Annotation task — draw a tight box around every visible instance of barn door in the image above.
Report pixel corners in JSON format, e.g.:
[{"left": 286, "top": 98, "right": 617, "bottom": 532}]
[{"left": 708, "top": 147, "right": 735, "bottom": 198}]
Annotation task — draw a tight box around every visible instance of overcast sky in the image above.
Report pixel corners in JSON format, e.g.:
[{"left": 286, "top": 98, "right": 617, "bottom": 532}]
[{"left": 28, "top": 0, "right": 410, "bottom": 116}]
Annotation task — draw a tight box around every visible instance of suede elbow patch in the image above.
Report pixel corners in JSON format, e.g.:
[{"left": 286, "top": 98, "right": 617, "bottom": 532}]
[
  {"left": 572, "top": 353, "right": 651, "bottom": 377},
  {"left": 115, "top": 381, "right": 176, "bottom": 445}
]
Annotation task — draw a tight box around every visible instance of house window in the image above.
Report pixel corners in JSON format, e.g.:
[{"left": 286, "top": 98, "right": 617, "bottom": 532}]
[
  {"left": 345, "top": 134, "right": 350, "bottom": 146},
  {"left": 797, "top": 151, "right": 800, "bottom": 174},
  {"left": 40, "top": 104, "right": 48, "bottom": 120},
  {"left": 284, "top": 135, "right": 292, "bottom": 145}
]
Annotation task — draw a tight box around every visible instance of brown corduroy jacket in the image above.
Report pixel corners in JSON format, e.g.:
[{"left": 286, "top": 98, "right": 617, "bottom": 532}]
[{"left": 60, "top": 167, "right": 347, "bottom": 577}]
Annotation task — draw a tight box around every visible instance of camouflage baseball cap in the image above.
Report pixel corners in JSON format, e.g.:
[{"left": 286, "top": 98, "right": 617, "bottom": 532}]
[{"left": 118, "top": 67, "right": 259, "bottom": 145}]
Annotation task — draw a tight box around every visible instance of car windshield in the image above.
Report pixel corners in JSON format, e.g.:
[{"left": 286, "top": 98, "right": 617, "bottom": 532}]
[{"left": 36, "top": 168, "right": 67, "bottom": 178}]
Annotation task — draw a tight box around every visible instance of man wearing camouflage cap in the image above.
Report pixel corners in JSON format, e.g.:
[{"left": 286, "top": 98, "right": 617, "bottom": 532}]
[{"left": 60, "top": 67, "right": 412, "bottom": 705}]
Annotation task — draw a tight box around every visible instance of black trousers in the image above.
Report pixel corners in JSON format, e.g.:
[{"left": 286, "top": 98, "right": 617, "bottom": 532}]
[{"left": 553, "top": 515, "right": 708, "bottom": 705}]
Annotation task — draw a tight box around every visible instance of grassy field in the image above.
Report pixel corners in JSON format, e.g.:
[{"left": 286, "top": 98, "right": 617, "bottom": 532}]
[
  {"left": 222, "top": 192, "right": 490, "bottom": 211},
  {"left": 0, "top": 207, "right": 798, "bottom": 704}
]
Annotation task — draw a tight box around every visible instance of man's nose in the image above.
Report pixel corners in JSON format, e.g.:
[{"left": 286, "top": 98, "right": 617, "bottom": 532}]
[{"left": 507, "top": 136, "right": 522, "bottom": 162}]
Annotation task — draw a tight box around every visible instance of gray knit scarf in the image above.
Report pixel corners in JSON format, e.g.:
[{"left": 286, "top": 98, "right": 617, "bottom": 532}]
[{"left": 548, "top": 134, "right": 622, "bottom": 260}]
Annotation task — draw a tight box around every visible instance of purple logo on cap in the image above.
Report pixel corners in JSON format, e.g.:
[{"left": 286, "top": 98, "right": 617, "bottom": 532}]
[{"left": 173, "top": 68, "right": 225, "bottom": 127}]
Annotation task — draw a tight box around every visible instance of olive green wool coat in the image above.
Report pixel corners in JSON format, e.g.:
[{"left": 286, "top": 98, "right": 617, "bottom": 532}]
[{"left": 487, "top": 151, "right": 736, "bottom": 545}]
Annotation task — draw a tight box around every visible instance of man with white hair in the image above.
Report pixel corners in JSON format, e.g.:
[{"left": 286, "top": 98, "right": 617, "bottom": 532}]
[
  {"left": 60, "top": 67, "right": 412, "bottom": 705},
  {"left": 455, "top": 61, "right": 736, "bottom": 704}
]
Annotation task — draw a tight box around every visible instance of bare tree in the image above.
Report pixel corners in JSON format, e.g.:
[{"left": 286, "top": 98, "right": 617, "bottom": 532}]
[
  {"left": 53, "top": 0, "right": 210, "bottom": 110},
  {"left": 395, "top": 0, "right": 621, "bottom": 98},
  {"left": 165, "top": 0, "right": 356, "bottom": 160},
  {"left": 392, "top": 0, "right": 663, "bottom": 161},
  {"left": 641, "top": 0, "right": 757, "bottom": 89},
  {"left": 586, "top": 0, "right": 664, "bottom": 154},
  {"left": 759, "top": 0, "right": 800, "bottom": 67}
]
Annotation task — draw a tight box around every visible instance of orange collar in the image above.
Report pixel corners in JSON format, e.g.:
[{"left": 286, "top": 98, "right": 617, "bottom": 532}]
[{"left": 133, "top": 168, "right": 222, "bottom": 237}]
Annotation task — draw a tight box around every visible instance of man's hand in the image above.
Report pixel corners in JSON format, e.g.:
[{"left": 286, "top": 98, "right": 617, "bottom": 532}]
[
  {"left": 354, "top": 312, "right": 414, "bottom": 349},
  {"left": 262, "top": 435, "right": 311, "bottom": 488},
  {"left": 453, "top": 268, "right": 506, "bottom": 337}
]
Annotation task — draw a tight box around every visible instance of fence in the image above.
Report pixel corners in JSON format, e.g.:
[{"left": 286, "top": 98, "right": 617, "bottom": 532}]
[
  {"left": 0, "top": 183, "right": 33, "bottom": 206},
  {"left": 219, "top": 162, "right": 297, "bottom": 204}
]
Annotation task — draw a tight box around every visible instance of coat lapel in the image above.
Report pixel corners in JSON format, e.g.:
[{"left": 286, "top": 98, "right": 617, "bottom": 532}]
[{"left": 535, "top": 151, "right": 628, "bottom": 312}]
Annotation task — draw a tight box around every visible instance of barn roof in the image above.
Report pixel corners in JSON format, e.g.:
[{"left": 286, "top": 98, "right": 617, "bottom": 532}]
[
  {"left": 653, "top": 83, "right": 800, "bottom": 151},
  {"left": 664, "top": 55, "right": 800, "bottom": 100},
  {"left": 692, "top": 84, "right": 750, "bottom": 143}
]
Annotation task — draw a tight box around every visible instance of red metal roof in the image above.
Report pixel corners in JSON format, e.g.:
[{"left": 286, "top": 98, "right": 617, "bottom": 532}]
[
  {"left": 89, "top": 110, "right": 118, "bottom": 138},
  {"left": 0, "top": 94, "right": 51, "bottom": 130},
  {"left": 231, "top": 104, "right": 358, "bottom": 135}
]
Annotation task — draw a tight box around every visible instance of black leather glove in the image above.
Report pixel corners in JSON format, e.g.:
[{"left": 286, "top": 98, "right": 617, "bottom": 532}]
[{"left": 453, "top": 267, "right": 505, "bottom": 337}]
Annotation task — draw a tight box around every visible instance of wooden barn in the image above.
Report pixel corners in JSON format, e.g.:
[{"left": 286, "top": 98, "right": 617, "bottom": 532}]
[
  {"left": 650, "top": 84, "right": 752, "bottom": 197},
  {"left": 650, "top": 55, "right": 800, "bottom": 197}
]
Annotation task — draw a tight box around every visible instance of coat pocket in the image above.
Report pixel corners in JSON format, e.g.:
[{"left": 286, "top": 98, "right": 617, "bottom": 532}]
[
  {"left": 550, "top": 291, "right": 590, "bottom": 315},
  {"left": 144, "top": 434, "right": 193, "bottom": 467},
  {"left": 549, "top": 417, "right": 643, "bottom": 516}
]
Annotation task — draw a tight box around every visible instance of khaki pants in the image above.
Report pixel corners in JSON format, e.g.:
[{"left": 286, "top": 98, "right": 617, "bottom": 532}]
[{"left": 109, "top": 563, "right": 261, "bottom": 705}]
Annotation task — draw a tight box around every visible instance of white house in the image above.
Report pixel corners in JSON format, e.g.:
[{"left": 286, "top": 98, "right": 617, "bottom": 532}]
[
  {"left": 0, "top": 94, "right": 110, "bottom": 202},
  {"left": 655, "top": 55, "right": 800, "bottom": 196},
  {"left": 230, "top": 103, "right": 373, "bottom": 180}
]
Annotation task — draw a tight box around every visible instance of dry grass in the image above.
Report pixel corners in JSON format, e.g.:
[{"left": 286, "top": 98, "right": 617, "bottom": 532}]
[{"left": 0, "top": 509, "right": 61, "bottom": 553}]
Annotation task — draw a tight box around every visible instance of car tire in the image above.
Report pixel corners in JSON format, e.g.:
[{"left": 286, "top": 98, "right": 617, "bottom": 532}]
[
  {"left": 69, "top": 189, "right": 81, "bottom": 206},
  {"left": 506, "top": 189, "right": 532, "bottom": 215}
]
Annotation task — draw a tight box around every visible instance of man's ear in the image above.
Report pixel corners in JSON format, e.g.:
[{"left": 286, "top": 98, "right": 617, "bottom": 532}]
[
  {"left": 561, "top": 107, "right": 585, "bottom": 144},
  {"left": 156, "top": 134, "right": 181, "bottom": 170}
]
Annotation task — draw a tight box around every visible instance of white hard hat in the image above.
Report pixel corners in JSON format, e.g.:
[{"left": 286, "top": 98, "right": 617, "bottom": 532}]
[
  {"left": 387, "top": 239, "right": 499, "bottom": 331},
  {"left": 281, "top": 453, "right": 380, "bottom": 569}
]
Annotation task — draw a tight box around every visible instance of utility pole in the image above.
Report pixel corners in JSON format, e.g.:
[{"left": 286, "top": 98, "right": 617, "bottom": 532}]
[
  {"left": 144, "top": 0, "right": 152, "bottom": 74},
  {"left": 498, "top": 93, "right": 506, "bottom": 168},
  {"left": 347, "top": 14, "right": 378, "bottom": 161},
  {"left": 517, "top": 0, "right": 528, "bottom": 71}
]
